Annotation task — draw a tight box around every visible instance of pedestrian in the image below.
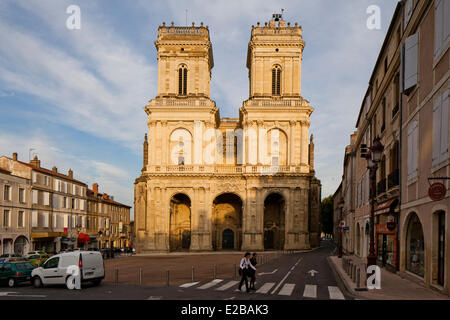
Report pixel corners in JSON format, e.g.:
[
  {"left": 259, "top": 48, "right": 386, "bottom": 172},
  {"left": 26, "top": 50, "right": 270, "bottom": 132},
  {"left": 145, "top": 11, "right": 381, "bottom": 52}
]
[
  {"left": 249, "top": 253, "right": 258, "bottom": 290},
  {"left": 238, "top": 252, "right": 256, "bottom": 293}
]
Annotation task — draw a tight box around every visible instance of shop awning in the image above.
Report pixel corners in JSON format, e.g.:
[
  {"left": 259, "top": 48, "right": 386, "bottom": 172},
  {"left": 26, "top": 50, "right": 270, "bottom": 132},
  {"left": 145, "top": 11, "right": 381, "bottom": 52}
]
[
  {"left": 77, "top": 233, "right": 90, "bottom": 243},
  {"left": 375, "top": 198, "right": 398, "bottom": 215}
]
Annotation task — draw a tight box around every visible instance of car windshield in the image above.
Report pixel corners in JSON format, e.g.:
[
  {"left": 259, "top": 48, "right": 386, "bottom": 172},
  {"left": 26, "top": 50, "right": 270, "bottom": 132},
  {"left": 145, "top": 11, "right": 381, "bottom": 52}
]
[
  {"left": 15, "top": 262, "right": 34, "bottom": 270},
  {"left": 29, "top": 255, "right": 39, "bottom": 259}
]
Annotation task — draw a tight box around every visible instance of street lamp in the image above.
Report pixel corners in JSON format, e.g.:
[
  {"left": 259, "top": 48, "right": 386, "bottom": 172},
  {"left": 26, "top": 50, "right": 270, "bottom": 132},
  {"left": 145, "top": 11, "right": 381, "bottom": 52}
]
[
  {"left": 364, "top": 137, "right": 384, "bottom": 267},
  {"left": 338, "top": 197, "right": 345, "bottom": 258}
]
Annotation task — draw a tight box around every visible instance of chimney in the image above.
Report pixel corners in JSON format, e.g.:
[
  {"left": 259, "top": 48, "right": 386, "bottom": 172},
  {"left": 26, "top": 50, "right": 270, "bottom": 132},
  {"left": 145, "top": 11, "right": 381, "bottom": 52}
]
[
  {"left": 68, "top": 169, "right": 73, "bottom": 178},
  {"left": 93, "top": 183, "right": 99, "bottom": 196},
  {"left": 12, "top": 153, "right": 17, "bottom": 161},
  {"left": 52, "top": 166, "right": 58, "bottom": 173},
  {"left": 30, "top": 155, "right": 40, "bottom": 168}
]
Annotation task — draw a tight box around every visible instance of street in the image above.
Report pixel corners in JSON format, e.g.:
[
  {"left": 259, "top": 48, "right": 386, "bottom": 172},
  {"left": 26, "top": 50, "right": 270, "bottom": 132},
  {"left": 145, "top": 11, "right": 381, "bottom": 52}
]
[{"left": 0, "top": 240, "right": 353, "bottom": 300}]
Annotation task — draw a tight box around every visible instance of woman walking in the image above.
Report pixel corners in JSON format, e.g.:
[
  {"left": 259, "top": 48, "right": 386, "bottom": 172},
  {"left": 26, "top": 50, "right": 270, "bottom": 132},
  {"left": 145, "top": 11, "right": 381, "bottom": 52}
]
[
  {"left": 249, "top": 253, "right": 258, "bottom": 290},
  {"left": 238, "top": 252, "right": 256, "bottom": 293}
]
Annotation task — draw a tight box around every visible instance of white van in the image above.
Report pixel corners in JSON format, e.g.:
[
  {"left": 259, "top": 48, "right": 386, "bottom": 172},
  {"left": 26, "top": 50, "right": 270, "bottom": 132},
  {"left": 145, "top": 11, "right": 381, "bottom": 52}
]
[{"left": 31, "top": 251, "right": 104, "bottom": 288}]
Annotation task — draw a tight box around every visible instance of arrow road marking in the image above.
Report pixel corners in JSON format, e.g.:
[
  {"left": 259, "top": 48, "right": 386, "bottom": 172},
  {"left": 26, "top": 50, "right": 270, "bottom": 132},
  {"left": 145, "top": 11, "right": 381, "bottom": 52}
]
[
  {"left": 308, "top": 270, "right": 319, "bottom": 277},
  {"left": 258, "top": 269, "right": 278, "bottom": 276}
]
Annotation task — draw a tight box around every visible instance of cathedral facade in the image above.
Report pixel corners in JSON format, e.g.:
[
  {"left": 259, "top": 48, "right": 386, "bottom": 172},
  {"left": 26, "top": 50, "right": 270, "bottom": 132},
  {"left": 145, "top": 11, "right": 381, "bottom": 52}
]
[{"left": 134, "top": 17, "right": 321, "bottom": 253}]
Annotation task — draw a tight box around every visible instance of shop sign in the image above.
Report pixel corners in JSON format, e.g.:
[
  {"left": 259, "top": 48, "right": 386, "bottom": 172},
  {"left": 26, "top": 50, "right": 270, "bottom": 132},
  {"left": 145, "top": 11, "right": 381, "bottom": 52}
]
[
  {"left": 386, "top": 215, "right": 396, "bottom": 231},
  {"left": 428, "top": 183, "right": 446, "bottom": 201}
]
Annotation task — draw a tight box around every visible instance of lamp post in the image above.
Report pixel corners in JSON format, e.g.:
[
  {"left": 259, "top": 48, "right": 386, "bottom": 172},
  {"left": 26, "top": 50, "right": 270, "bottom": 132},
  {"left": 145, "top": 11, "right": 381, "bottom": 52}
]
[
  {"left": 363, "top": 137, "right": 384, "bottom": 267},
  {"left": 338, "top": 198, "right": 345, "bottom": 258}
]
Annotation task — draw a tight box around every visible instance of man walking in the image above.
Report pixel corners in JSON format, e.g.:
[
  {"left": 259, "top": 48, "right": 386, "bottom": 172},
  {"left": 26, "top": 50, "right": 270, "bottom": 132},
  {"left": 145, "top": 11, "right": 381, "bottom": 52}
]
[{"left": 238, "top": 252, "right": 256, "bottom": 293}]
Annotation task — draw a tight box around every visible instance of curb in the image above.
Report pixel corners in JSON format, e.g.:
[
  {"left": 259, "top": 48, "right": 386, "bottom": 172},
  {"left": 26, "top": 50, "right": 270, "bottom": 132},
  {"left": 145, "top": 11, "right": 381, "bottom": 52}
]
[{"left": 326, "top": 256, "right": 370, "bottom": 300}]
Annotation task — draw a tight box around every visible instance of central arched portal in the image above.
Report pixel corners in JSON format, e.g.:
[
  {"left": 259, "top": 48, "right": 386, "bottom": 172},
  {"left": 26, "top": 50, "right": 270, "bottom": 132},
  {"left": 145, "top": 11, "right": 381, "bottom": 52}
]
[
  {"left": 212, "top": 193, "right": 243, "bottom": 250},
  {"left": 169, "top": 193, "right": 191, "bottom": 251},
  {"left": 264, "top": 193, "right": 285, "bottom": 250}
]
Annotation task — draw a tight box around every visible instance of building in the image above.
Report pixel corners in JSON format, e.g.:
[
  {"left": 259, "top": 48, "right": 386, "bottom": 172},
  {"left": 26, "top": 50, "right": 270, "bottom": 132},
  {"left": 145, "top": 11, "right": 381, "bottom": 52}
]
[
  {"left": 398, "top": 0, "right": 449, "bottom": 293},
  {"left": 134, "top": 16, "right": 321, "bottom": 253},
  {"left": 0, "top": 153, "right": 131, "bottom": 253},
  {"left": 0, "top": 163, "right": 31, "bottom": 255},
  {"left": 86, "top": 183, "right": 131, "bottom": 249},
  {"left": 0, "top": 154, "right": 87, "bottom": 253},
  {"left": 332, "top": 182, "right": 343, "bottom": 244},
  {"left": 336, "top": 0, "right": 449, "bottom": 295}
]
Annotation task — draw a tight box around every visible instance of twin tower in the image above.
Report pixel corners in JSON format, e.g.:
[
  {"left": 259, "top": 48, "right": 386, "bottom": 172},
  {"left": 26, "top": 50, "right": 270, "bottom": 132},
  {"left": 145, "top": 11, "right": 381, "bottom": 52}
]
[{"left": 134, "top": 16, "right": 321, "bottom": 253}]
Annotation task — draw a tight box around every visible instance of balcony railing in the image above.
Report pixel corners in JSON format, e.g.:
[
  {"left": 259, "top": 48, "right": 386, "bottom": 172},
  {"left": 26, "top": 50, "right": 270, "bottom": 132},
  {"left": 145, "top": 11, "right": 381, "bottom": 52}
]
[
  {"left": 388, "top": 169, "right": 400, "bottom": 189},
  {"left": 377, "top": 178, "right": 387, "bottom": 195},
  {"left": 150, "top": 165, "right": 307, "bottom": 175}
]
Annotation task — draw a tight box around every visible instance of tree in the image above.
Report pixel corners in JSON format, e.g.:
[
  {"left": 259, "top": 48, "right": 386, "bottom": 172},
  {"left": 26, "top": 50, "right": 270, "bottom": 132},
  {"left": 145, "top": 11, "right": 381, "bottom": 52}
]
[{"left": 320, "top": 195, "right": 334, "bottom": 236}]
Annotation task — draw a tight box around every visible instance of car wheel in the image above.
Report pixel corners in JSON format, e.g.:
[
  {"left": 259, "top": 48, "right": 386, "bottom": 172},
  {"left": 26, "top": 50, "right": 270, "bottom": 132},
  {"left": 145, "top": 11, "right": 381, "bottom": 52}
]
[
  {"left": 8, "top": 278, "right": 15, "bottom": 288},
  {"left": 33, "top": 276, "right": 43, "bottom": 288}
]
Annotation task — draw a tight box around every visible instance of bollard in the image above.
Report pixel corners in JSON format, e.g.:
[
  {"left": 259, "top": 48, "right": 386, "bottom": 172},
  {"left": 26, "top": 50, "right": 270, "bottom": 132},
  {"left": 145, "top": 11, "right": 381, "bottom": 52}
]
[
  {"left": 115, "top": 268, "right": 119, "bottom": 285},
  {"left": 192, "top": 266, "right": 195, "bottom": 282},
  {"left": 213, "top": 264, "right": 216, "bottom": 279},
  {"left": 139, "top": 267, "right": 142, "bottom": 286},
  {"left": 166, "top": 270, "right": 170, "bottom": 287}
]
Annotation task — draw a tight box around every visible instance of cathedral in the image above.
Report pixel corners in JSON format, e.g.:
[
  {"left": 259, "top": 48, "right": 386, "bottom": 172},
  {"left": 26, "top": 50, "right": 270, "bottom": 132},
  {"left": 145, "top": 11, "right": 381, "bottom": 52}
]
[{"left": 134, "top": 16, "right": 321, "bottom": 253}]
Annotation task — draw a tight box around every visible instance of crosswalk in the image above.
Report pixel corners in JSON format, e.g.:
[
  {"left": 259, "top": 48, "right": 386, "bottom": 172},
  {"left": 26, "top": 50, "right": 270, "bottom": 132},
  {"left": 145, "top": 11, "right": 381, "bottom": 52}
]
[{"left": 179, "top": 279, "right": 346, "bottom": 300}]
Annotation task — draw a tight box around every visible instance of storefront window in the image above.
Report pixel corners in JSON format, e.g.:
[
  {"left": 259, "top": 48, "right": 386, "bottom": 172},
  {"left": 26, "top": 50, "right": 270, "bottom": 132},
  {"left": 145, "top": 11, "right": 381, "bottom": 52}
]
[{"left": 406, "top": 213, "right": 424, "bottom": 277}]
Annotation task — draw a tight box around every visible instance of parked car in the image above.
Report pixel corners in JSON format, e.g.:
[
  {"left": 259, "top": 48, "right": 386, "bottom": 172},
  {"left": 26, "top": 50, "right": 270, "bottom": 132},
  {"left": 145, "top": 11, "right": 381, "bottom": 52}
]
[
  {"left": 31, "top": 251, "right": 105, "bottom": 288},
  {"left": 25, "top": 251, "right": 46, "bottom": 258},
  {"left": 0, "top": 261, "right": 35, "bottom": 287},
  {"left": 0, "top": 253, "right": 27, "bottom": 262},
  {"left": 28, "top": 254, "right": 50, "bottom": 267}
]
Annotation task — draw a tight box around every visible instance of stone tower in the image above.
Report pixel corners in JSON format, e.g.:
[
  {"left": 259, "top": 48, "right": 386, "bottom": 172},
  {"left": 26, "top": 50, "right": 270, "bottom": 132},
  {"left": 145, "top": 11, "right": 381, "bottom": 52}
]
[{"left": 134, "top": 17, "right": 321, "bottom": 253}]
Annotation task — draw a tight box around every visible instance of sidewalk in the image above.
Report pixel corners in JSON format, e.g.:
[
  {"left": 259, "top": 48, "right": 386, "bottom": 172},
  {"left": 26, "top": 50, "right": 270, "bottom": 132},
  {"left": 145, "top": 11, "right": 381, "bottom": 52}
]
[{"left": 328, "top": 255, "right": 450, "bottom": 300}]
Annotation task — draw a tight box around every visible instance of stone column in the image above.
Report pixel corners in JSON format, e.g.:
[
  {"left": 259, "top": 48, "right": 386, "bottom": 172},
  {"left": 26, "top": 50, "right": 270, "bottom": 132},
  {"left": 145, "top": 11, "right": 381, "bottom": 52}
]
[
  {"left": 289, "top": 120, "right": 296, "bottom": 165},
  {"left": 300, "top": 120, "right": 309, "bottom": 165}
]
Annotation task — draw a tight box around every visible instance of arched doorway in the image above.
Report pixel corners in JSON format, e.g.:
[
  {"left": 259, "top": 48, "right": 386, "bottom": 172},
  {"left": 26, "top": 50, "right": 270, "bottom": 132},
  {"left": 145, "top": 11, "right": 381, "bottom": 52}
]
[
  {"left": 169, "top": 193, "right": 191, "bottom": 251},
  {"left": 406, "top": 212, "right": 425, "bottom": 277},
  {"left": 222, "top": 229, "right": 234, "bottom": 249},
  {"left": 14, "top": 236, "right": 29, "bottom": 256},
  {"left": 264, "top": 193, "right": 285, "bottom": 250},
  {"left": 212, "top": 193, "right": 242, "bottom": 250}
]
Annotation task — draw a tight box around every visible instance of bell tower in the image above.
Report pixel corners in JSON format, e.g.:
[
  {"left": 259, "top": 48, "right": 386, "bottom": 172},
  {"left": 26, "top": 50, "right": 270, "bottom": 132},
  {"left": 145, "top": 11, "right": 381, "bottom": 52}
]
[
  {"left": 246, "top": 15, "right": 305, "bottom": 99},
  {"left": 155, "top": 22, "right": 214, "bottom": 99}
]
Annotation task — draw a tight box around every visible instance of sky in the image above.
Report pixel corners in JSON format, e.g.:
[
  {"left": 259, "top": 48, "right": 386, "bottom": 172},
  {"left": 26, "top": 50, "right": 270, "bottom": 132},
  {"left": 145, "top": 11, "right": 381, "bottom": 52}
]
[{"left": 0, "top": 0, "right": 398, "bottom": 217}]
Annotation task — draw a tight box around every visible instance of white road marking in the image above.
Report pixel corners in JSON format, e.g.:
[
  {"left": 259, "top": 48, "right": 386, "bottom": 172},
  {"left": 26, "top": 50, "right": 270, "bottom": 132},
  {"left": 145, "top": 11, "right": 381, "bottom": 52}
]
[
  {"left": 216, "top": 280, "right": 239, "bottom": 291},
  {"left": 328, "top": 286, "right": 345, "bottom": 300},
  {"left": 303, "top": 284, "right": 317, "bottom": 298},
  {"left": 179, "top": 282, "right": 199, "bottom": 288},
  {"left": 224, "top": 296, "right": 235, "bottom": 300},
  {"left": 278, "top": 283, "right": 295, "bottom": 296},
  {"left": 270, "top": 257, "right": 302, "bottom": 295},
  {"left": 258, "top": 269, "right": 278, "bottom": 276},
  {"left": 147, "top": 296, "right": 162, "bottom": 300},
  {"left": 197, "top": 279, "right": 223, "bottom": 289},
  {"left": 255, "top": 282, "right": 276, "bottom": 294}
]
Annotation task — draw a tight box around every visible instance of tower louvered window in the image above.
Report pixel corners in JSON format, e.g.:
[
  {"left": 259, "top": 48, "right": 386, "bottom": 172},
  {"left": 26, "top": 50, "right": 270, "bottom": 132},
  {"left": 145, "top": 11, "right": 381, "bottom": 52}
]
[
  {"left": 272, "top": 65, "right": 281, "bottom": 96},
  {"left": 178, "top": 65, "right": 188, "bottom": 96}
]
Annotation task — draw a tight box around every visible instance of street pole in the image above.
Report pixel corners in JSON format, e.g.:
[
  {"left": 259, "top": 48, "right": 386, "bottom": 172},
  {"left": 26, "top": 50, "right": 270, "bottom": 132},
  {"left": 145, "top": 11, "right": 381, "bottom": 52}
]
[
  {"left": 367, "top": 163, "right": 378, "bottom": 267},
  {"left": 338, "top": 198, "right": 344, "bottom": 258}
]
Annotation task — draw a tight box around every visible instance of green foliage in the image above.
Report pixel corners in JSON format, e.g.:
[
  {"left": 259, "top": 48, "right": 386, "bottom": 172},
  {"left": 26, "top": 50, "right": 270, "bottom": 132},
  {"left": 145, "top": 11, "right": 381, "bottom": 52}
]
[{"left": 320, "top": 195, "right": 334, "bottom": 235}]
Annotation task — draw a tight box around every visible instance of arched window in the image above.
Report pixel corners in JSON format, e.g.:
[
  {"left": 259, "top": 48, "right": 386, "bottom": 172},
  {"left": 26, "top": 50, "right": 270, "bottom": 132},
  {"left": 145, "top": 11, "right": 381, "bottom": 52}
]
[
  {"left": 272, "top": 65, "right": 281, "bottom": 96},
  {"left": 178, "top": 65, "right": 188, "bottom": 96}
]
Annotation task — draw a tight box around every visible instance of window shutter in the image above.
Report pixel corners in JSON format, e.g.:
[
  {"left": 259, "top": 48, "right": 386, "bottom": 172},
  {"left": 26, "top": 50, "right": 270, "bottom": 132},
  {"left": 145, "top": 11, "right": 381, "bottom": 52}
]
[
  {"left": 43, "top": 192, "right": 50, "bottom": 205},
  {"left": 32, "top": 190, "right": 38, "bottom": 204},
  {"left": 404, "top": 33, "right": 418, "bottom": 91},
  {"left": 435, "top": 0, "right": 444, "bottom": 57},
  {"left": 440, "top": 90, "right": 449, "bottom": 163},
  {"left": 32, "top": 211, "right": 38, "bottom": 227},
  {"left": 432, "top": 96, "right": 442, "bottom": 166},
  {"left": 44, "top": 212, "right": 49, "bottom": 228},
  {"left": 365, "top": 172, "right": 369, "bottom": 204}
]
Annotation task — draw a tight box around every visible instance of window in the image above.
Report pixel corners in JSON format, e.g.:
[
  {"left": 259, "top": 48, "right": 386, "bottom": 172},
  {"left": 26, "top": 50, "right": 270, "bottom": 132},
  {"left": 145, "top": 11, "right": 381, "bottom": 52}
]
[
  {"left": 18, "top": 211, "right": 24, "bottom": 228},
  {"left": 43, "top": 212, "right": 49, "bottom": 228},
  {"left": 3, "top": 185, "right": 11, "bottom": 201},
  {"left": 432, "top": 90, "right": 449, "bottom": 166},
  {"left": 43, "top": 257, "right": 59, "bottom": 269},
  {"left": 32, "top": 211, "right": 38, "bottom": 227},
  {"left": 272, "top": 65, "right": 281, "bottom": 96},
  {"left": 381, "top": 98, "right": 386, "bottom": 133},
  {"left": 72, "top": 198, "right": 75, "bottom": 209},
  {"left": 18, "top": 188, "right": 25, "bottom": 203},
  {"left": 403, "top": 33, "right": 418, "bottom": 91},
  {"left": 3, "top": 210, "right": 10, "bottom": 227},
  {"left": 407, "top": 120, "right": 419, "bottom": 180},
  {"left": 434, "top": 0, "right": 450, "bottom": 58},
  {"left": 392, "top": 74, "right": 400, "bottom": 117},
  {"left": 178, "top": 65, "right": 188, "bottom": 96},
  {"left": 43, "top": 192, "right": 50, "bottom": 206}
]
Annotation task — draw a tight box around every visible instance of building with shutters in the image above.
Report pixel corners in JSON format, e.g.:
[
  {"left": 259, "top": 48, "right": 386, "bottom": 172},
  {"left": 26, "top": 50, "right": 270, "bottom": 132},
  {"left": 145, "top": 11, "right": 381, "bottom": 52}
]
[
  {"left": 134, "top": 16, "right": 321, "bottom": 253},
  {"left": 335, "top": 0, "right": 449, "bottom": 295}
]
